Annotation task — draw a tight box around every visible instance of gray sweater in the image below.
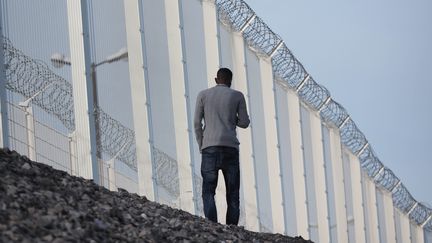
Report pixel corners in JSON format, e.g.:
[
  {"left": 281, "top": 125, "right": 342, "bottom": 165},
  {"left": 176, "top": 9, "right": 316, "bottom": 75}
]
[{"left": 194, "top": 84, "right": 250, "bottom": 151}]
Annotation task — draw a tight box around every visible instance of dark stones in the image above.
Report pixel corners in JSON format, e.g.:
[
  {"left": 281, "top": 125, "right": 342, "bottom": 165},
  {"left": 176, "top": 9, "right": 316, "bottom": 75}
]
[{"left": 0, "top": 148, "right": 313, "bottom": 242}]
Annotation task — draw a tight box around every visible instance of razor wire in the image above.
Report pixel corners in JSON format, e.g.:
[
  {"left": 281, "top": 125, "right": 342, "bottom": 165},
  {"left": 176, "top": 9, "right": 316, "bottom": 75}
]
[
  {"left": 153, "top": 147, "right": 180, "bottom": 198},
  {"left": 2, "top": 37, "right": 138, "bottom": 171},
  {"left": 215, "top": 0, "right": 432, "bottom": 229},
  {"left": 3, "top": 38, "right": 75, "bottom": 130},
  {"left": 94, "top": 107, "right": 136, "bottom": 170}
]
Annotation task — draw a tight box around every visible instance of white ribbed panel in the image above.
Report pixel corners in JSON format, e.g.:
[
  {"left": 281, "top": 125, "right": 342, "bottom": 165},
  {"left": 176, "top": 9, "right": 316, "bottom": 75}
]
[
  {"left": 163, "top": 0, "right": 195, "bottom": 214},
  {"left": 394, "top": 209, "right": 411, "bottom": 243},
  {"left": 286, "top": 90, "right": 309, "bottom": 237},
  {"left": 231, "top": 32, "right": 259, "bottom": 231},
  {"left": 67, "top": 0, "right": 99, "bottom": 181},
  {"left": 327, "top": 127, "right": 349, "bottom": 243},
  {"left": 181, "top": 0, "right": 216, "bottom": 216},
  {"left": 377, "top": 189, "right": 397, "bottom": 243},
  {"left": 274, "top": 82, "right": 309, "bottom": 237},
  {"left": 411, "top": 222, "right": 425, "bottom": 243},
  {"left": 348, "top": 153, "right": 367, "bottom": 243},
  {"left": 258, "top": 57, "right": 285, "bottom": 234},
  {"left": 362, "top": 171, "right": 380, "bottom": 243},
  {"left": 304, "top": 106, "right": 330, "bottom": 242},
  {"left": 123, "top": 0, "right": 155, "bottom": 199},
  {"left": 202, "top": 0, "right": 220, "bottom": 88}
]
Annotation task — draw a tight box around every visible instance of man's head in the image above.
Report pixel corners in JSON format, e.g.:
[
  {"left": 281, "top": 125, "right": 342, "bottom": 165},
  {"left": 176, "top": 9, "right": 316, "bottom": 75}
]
[{"left": 215, "top": 68, "right": 233, "bottom": 87}]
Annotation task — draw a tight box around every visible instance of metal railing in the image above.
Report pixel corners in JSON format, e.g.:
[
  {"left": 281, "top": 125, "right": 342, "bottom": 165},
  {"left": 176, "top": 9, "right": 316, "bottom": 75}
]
[
  {"left": 2, "top": 0, "right": 430, "bottom": 231},
  {"left": 215, "top": 0, "right": 432, "bottom": 230}
]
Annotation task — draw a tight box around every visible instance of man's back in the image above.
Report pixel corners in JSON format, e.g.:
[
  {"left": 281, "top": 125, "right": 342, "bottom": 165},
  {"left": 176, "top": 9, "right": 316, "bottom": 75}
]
[
  {"left": 194, "top": 84, "right": 249, "bottom": 151},
  {"left": 194, "top": 68, "right": 249, "bottom": 225}
]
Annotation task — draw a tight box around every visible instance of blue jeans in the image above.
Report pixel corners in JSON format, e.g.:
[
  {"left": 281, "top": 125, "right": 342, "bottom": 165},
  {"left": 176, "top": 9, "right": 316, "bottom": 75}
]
[{"left": 201, "top": 146, "right": 240, "bottom": 225}]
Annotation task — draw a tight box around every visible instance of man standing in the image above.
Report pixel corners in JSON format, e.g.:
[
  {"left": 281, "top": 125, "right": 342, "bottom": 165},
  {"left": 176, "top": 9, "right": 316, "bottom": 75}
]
[{"left": 194, "top": 68, "right": 250, "bottom": 225}]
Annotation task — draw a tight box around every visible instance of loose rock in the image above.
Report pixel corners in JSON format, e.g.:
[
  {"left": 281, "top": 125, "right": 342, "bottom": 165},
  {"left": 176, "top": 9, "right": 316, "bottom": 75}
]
[{"left": 0, "top": 148, "right": 313, "bottom": 242}]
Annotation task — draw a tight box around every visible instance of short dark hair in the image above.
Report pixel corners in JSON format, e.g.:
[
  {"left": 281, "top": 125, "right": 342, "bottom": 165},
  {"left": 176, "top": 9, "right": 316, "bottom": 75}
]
[{"left": 217, "top": 68, "right": 233, "bottom": 82}]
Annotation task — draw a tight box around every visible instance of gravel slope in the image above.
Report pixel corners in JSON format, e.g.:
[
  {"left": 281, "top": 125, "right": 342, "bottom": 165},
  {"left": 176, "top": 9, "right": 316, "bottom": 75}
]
[{"left": 0, "top": 148, "right": 312, "bottom": 242}]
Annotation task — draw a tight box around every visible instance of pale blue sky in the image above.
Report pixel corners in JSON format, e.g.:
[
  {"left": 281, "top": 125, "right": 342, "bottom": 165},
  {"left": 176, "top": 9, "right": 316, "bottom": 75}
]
[{"left": 245, "top": 0, "right": 432, "bottom": 205}]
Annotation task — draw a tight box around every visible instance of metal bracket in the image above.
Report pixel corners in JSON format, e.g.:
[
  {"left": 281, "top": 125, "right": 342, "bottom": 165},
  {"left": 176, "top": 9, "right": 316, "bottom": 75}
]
[
  {"left": 295, "top": 74, "right": 310, "bottom": 92},
  {"left": 239, "top": 14, "right": 256, "bottom": 33}
]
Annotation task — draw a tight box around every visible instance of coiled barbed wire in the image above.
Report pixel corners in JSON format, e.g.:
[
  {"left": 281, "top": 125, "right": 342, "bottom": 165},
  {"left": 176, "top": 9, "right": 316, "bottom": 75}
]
[
  {"left": 339, "top": 119, "right": 368, "bottom": 155},
  {"left": 242, "top": 16, "right": 281, "bottom": 56},
  {"left": 94, "top": 107, "right": 136, "bottom": 170},
  {"left": 358, "top": 146, "right": 383, "bottom": 178},
  {"left": 153, "top": 148, "right": 180, "bottom": 198},
  {"left": 409, "top": 203, "right": 432, "bottom": 225},
  {"left": 215, "top": 0, "right": 432, "bottom": 229},
  {"left": 374, "top": 167, "right": 399, "bottom": 191},
  {"left": 216, "top": 0, "right": 254, "bottom": 32},
  {"left": 297, "top": 76, "right": 330, "bottom": 110},
  {"left": 3, "top": 38, "right": 75, "bottom": 130},
  {"left": 3, "top": 37, "right": 137, "bottom": 171},
  {"left": 319, "top": 99, "right": 349, "bottom": 128},
  {"left": 392, "top": 184, "right": 416, "bottom": 214},
  {"left": 272, "top": 45, "right": 308, "bottom": 89}
]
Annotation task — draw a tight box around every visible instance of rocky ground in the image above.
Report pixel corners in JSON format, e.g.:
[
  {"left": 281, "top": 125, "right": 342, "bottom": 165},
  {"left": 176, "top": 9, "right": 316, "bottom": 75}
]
[{"left": 0, "top": 148, "right": 312, "bottom": 242}]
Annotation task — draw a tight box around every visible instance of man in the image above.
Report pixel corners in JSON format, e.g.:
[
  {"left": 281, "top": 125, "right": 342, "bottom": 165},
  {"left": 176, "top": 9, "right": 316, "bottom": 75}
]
[{"left": 194, "top": 68, "right": 250, "bottom": 225}]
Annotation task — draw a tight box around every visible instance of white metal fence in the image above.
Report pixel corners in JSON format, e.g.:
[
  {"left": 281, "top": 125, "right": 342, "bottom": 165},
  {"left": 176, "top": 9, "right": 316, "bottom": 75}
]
[{"left": 0, "top": 0, "right": 430, "bottom": 242}]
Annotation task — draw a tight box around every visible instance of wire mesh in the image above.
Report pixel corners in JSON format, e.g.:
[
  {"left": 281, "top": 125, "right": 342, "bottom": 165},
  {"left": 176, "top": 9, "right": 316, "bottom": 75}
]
[{"left": 34, "top": 120, "right": 72, "bottom": 171}]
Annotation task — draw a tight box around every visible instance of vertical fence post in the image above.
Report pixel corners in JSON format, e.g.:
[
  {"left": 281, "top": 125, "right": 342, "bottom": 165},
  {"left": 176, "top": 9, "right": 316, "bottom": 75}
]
[
  {"left": 68, "top": 131, "right": 77, "bottom": 176},
  {"left": 0, "top": 10, "right": 9, "bottom": 148},
  {"left": 123, "top": 0, "right": 156, "bottom": 200},
  {"left": 66, "top": 0, "right": 99, "bottom": 183},
  {"left": 106, "top": 159, "right": 117, "bottom": 191},
  {"left": 23, "top": 106, "right": 36, "bottom": 160}
]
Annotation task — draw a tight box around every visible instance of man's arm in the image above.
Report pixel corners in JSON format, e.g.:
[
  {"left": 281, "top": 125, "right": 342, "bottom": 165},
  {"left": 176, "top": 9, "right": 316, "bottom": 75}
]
[
  {"left": 194, "top": 92, "right": 204, "bottom": 150},
  {"left": 237, "top": 93, "right": 250, "bottom": 128}
]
